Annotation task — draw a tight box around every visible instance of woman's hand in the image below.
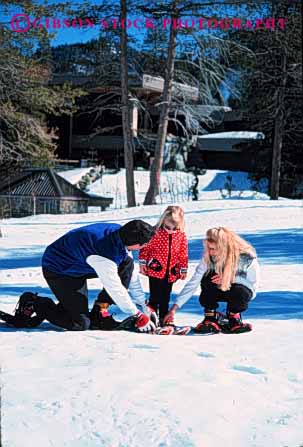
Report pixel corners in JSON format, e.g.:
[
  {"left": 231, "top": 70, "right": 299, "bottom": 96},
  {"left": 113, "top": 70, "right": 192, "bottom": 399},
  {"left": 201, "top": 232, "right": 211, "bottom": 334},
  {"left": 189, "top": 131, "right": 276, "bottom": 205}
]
[
  {"left": 180, "top": 273, "right": 187, "bottom": 280},
  {"left": 163, "top": 311, "right": 175, "bottom": 325},
  {"left": 211, "top": 274, "right": 222, "bottom": 285},
  {"left": 163, "top": 304, "right": 179, "bottom": 325}
]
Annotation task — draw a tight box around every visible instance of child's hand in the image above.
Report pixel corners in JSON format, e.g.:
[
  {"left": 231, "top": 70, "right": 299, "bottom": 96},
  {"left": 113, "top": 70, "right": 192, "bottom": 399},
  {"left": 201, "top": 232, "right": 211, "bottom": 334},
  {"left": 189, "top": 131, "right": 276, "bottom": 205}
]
[
  {"left": 211, "top": 274, "right": 222, "bottom": 285},
  {"left": 139, "top": 265, "right": 147, "bottom": 275},
  {"left": 180, "top": 273, "right": 187, "bottom": 280}
]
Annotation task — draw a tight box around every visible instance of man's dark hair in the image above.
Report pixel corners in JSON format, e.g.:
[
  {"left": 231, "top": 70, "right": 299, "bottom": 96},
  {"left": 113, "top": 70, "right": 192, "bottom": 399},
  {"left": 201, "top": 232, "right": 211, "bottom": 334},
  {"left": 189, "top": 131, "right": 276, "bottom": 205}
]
[{"left": 119, "top": 220, "right": 155, "bottom": 246}]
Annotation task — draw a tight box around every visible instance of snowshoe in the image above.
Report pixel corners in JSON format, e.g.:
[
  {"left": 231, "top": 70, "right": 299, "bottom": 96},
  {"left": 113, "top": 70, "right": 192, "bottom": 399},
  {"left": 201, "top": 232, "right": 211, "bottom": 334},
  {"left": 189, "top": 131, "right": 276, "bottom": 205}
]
[
  {"left": 155, "top": 325, "right": 175, "bottom": 335},
  {"left": 194, "top": 319, "right": 221, "bottom": 334},
  {"left": 0, "top": 307, "right": 44, "bottom": 329},
  {"left": 155, "top": 325, "right": 192, "bottom": 335},
  {"left": 172, "top": 325, "right": 192, "bottom": 335},
  {"left": 115, "top": 315, "right": 138, "bottom": 332},
  {"left": 0, "top": 310, "right": 17, "bottom": 326}
]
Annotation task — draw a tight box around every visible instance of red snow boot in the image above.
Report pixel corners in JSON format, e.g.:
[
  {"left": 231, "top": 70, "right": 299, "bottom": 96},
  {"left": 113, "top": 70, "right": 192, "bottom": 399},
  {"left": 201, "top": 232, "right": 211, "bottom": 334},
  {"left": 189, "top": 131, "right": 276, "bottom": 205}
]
[
  {"left": 194, "top": 310, "right": 221, "bottom": 334},
  {"left": 222, "top": 313, "right": 252, "bottom": 334}
]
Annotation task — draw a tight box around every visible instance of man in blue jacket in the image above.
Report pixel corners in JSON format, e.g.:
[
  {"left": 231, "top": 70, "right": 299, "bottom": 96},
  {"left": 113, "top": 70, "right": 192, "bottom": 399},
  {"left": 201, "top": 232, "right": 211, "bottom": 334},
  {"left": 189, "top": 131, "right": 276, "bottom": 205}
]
[{"left": 14, "top": 220, "right": 157, "bottom": 332}]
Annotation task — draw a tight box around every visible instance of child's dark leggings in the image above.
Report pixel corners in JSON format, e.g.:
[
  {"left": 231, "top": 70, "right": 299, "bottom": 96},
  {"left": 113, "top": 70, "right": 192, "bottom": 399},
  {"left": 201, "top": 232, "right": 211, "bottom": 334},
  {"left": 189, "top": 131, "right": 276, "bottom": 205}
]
[
  {"left": 148, "top": 276, "right": 173, "bottom": 322},
  {"left": 199, "top": 272, "right": 253, "bottom": 314}
]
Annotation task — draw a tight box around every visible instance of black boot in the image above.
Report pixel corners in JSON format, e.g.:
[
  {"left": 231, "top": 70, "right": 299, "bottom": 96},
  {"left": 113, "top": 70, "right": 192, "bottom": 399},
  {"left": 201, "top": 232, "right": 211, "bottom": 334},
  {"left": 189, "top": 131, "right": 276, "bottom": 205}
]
[
  {"left": 13, "top": 292, "right": 44, "bottom": 328},
  {"left": 194, "top": 309, "right": 222, "bottom": 334},
  {"left": 222, "top": 312, "right": 252, "bottom": 334},
  {"left": 89, "top": 302, "right": 120, "bottom": 331}
]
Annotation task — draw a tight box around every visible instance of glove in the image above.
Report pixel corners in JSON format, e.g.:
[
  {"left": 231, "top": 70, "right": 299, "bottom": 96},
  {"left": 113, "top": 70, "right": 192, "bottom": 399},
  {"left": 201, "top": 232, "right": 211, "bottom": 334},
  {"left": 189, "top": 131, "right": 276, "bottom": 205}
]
[
  {"left": 134, "top": 311, "right": 156, "bottom": 333},
  {"left": 141, "top": 303, "right": 159, "bottom": 327}
]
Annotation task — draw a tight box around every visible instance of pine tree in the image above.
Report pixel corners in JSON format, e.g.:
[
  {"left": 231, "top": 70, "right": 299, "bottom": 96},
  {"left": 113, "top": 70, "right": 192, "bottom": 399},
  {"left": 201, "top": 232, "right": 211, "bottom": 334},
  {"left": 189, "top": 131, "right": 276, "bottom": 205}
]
[
  {"left": 226, "top": 0, "right": 303, "bottom": 198},
  {"left": 141, "top": 0, "right": 244, "bottom": 204},
  {"left": 0, "top": 1, "right": 83, "bottom": 176}
]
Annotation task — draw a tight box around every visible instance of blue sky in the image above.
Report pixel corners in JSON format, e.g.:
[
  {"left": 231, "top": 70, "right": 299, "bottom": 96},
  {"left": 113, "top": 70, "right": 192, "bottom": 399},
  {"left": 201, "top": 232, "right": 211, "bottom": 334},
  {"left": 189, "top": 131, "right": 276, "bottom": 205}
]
[
  {"left": 0, "top": 0, "right": 155, "bottom": 47},
  {"left": 0, "top": 1, "right": 272, "bottom": 48},
  {"left": 1, "top": 2, "right": 105, "bottom": 46}
]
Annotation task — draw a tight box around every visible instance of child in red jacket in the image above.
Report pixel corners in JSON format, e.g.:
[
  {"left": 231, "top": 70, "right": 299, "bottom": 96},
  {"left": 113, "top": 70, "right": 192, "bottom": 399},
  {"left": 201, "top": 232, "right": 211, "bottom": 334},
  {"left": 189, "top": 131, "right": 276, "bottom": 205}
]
[{"left": 139, "top": 206, "right": 188, "bottom": 326}]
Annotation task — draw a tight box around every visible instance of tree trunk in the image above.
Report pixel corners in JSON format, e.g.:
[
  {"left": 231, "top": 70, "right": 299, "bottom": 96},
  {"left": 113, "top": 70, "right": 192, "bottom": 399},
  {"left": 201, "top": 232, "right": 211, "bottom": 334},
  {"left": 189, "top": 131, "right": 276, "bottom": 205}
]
[
  {"left": 270, "top": 50, "right": 287, "bottom": 200},
  {"left": 143, "top": 2, "right": 178, "bottom": 205},
  {"left": 120, "top": 0, "right": 136, "bottom": 207}
]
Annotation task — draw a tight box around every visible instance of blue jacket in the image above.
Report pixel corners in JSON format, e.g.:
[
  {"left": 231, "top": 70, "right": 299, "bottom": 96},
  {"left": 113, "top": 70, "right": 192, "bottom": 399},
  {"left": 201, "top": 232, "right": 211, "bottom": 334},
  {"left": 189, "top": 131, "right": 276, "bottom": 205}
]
[{"left": 42, "top": 223, "right": 128, "bottom": 277}]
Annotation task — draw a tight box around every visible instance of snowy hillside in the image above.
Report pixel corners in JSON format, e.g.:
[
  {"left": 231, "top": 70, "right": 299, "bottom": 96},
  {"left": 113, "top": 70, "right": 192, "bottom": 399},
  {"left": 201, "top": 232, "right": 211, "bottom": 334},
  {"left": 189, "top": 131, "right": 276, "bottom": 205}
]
[
  {"left": 58, "top": 168, "right": 269, "bottom": 207},
  {"left": 87, "top": 169, "right": 270, "bottom": 206},
  {"left": 0, "top": 177, "right": 302, "bottom": 446}
]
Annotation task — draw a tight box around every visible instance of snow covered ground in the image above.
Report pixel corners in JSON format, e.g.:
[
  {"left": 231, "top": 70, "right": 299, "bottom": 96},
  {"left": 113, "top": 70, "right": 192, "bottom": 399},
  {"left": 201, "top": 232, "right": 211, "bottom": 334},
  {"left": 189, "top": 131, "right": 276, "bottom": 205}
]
[{"left": 0, "top": 170, "right": 302, "bottom": 447}]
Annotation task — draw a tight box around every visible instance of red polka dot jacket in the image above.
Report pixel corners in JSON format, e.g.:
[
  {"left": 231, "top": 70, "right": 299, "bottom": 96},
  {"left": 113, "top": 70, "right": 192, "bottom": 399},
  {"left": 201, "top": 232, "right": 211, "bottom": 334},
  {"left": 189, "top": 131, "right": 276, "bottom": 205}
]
[{"left": 138, "top": 228, "right": 188, "bottom": 283}]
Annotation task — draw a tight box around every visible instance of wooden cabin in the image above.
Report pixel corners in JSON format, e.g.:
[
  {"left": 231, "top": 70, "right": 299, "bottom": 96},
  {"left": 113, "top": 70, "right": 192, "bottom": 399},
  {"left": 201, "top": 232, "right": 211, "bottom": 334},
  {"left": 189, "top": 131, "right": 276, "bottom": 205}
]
[{"left": 0, "top": 168, "right": 112, "bottom": 218}]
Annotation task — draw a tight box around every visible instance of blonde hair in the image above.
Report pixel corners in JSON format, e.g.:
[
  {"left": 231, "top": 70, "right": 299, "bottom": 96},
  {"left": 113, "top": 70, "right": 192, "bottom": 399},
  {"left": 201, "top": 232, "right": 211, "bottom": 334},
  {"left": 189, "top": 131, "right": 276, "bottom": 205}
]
[
  {"left": 157, "top": 206, "right": 185, "bottom": 232},
  {"left": 203, "top": 227, "right": 256, "bottom": 291}
]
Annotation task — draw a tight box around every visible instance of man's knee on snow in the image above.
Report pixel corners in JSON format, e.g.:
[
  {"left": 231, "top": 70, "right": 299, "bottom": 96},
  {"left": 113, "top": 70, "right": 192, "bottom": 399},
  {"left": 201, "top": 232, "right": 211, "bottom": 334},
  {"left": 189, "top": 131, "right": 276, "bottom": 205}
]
[{"left": 71, "top": 313, "right": 91, "bottom": 331}]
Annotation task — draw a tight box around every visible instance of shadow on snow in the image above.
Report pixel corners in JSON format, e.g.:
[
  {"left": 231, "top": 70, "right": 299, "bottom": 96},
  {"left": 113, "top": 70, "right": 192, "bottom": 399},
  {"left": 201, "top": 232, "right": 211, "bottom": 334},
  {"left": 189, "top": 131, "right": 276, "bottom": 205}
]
[
  {"left": 0, "top": 285, "right": 302, "bottom": 334},
  {"left": 184, "top": 229, "right": 303, "bottom": 265},
  {"left": 176, "top": 291, "right": 303, "bottom": 321},
  {"left": 1, "top": 228, "right": 302, "bottom": 270}
]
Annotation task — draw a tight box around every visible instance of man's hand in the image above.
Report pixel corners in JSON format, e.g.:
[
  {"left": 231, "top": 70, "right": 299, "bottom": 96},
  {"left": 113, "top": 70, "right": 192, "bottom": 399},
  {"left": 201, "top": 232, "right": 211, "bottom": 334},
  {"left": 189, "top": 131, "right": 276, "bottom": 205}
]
[
  {"left": 134, "top": 311, "right": 156, "bottom": 333},
  {"left": 141, "top": 303, "right": 159, "bottom": 327}
]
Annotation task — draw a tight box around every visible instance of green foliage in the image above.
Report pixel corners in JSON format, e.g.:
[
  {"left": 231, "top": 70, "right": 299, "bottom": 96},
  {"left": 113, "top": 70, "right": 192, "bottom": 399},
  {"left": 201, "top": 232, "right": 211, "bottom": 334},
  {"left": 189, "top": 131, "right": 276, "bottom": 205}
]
[
  {"left": 0, "top": 1, "right": 85, "bottom": 175},
  {"left": 226, "top": 1, "right": 302, "bottom": 197}
]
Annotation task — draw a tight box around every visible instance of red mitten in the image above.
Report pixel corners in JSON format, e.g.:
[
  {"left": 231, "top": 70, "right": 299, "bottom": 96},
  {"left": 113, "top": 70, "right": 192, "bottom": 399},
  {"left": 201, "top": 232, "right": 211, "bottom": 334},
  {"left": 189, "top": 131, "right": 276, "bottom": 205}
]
[
  {"left": 134, "top": 311, "right": 156, "bottom": 333},
  {"left": 141, "top": 303, "right": 159, "bottom": 327}
]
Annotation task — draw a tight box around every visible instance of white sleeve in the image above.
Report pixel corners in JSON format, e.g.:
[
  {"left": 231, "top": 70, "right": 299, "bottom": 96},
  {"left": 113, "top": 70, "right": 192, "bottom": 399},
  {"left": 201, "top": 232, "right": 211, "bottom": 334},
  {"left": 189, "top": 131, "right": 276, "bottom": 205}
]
[
  {"left": 87, "top": 255, "right": 138, "bottom": 316},
  {"left": 247, "top": 258, "right": 260, "bottom": 296},
  {"left": 128, "top": 263, "right": 146, "bottom": 307},
  {"left": 175, "top": 259, "right": 207, "bottom": 309}
]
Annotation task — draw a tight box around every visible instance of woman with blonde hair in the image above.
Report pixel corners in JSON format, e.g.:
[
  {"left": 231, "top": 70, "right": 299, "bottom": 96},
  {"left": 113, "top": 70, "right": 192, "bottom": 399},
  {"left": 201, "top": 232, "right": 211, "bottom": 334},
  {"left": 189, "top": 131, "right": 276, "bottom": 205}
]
[
  {"left": 163, "top": 227, "right": 260, "bottom": 334},
  {"left": 139, "top": 206, "right": 188, "bottom": 326}
]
